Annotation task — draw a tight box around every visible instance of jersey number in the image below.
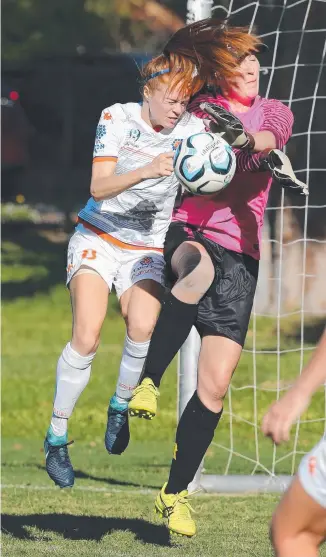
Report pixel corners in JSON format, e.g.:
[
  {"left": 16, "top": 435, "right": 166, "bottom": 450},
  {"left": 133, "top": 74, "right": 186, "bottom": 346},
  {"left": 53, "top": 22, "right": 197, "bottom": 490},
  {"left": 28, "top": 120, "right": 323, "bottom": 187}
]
[{"left": 81, "top": 249, "right": 97, "bottom": 260}]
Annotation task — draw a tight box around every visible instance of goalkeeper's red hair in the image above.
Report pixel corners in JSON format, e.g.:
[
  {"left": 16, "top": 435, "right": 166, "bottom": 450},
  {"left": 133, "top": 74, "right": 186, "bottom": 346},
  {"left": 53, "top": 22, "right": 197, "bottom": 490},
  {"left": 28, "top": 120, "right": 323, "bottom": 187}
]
[{"left": 163, "top": 18, "right": 264, "bottom": 86}]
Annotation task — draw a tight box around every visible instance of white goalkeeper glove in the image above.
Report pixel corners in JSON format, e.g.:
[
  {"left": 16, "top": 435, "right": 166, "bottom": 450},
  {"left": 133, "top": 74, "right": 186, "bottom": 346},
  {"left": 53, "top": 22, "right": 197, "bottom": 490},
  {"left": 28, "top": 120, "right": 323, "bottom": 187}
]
[
  {"left": 200, "top": 102, "right": 255, "bottom": 149},
  {"left": 261, "top": 149, "right": 309, "bottom": 196}
]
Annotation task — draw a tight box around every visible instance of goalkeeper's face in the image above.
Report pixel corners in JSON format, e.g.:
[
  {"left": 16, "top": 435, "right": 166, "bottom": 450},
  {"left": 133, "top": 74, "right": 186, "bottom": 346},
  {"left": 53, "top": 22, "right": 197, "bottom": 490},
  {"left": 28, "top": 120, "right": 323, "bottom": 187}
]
[
  {"left": 146, "top": 83, "right": 190, "bottom": 129},
  {"left": 227, "top": 54, "right": 260, "bottom": 102}
]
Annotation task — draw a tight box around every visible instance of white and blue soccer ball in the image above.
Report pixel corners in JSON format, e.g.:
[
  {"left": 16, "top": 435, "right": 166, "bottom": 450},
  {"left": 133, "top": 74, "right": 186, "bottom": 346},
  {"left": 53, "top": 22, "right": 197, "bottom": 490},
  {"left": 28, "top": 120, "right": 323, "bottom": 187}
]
[{"left": 173, "top": 132, "right": 236, "bottom": 195}]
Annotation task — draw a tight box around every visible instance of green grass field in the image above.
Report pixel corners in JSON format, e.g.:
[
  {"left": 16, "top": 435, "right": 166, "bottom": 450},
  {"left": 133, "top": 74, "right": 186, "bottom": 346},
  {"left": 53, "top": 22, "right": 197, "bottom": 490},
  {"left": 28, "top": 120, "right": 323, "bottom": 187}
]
[{"left": 2, "top": 224, "right": 326, "bottom": 556}]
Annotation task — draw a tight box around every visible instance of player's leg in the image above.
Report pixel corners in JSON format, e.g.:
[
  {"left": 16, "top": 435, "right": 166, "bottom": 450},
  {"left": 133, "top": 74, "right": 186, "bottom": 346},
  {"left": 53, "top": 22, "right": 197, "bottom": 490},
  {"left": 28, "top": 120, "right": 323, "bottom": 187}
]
[
  {"left": 155, "top": 246, "right": 258, "bottom": 536},
  {"left": 271, "top": 477, "right": 326, "bottom": 557},
  {"left": 45, "top": 227, "right": 114, "bottom": 487},
  {"left": 129, "top": 225, "right": 215, "bottom": 418},
  {"left": 105, "top": 251, "right": 163, "bottom": 454},
  {"left": 271, "top": 440, "right": 326, "bottom": 557},
  {"left": 155, "top": 334, "right": 241, "bottom": 537}
]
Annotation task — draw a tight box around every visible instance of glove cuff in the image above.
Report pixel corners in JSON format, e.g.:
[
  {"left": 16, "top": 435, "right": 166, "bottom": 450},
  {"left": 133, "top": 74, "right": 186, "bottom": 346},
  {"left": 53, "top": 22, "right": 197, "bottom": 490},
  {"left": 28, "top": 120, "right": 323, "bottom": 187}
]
[{"left": 246, "top": 132, "right": 255, "bottom": 151}]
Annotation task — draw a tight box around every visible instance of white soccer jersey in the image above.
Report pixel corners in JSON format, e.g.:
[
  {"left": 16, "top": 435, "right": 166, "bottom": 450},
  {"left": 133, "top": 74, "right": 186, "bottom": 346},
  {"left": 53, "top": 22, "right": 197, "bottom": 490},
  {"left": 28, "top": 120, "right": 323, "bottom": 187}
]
[{"left": 78, "top": 102, "right": 205, "bottom": 248}]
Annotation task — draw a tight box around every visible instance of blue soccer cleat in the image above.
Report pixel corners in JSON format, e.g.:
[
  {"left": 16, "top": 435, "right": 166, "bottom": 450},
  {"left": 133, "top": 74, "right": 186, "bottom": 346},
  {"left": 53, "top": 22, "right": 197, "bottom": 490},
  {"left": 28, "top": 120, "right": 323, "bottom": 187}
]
[
  {"left": 105, "top": 394, "right": 130, "bottom": 455},
  {"left": 44, "top": 427, "right": 75, "bottom": 488}
]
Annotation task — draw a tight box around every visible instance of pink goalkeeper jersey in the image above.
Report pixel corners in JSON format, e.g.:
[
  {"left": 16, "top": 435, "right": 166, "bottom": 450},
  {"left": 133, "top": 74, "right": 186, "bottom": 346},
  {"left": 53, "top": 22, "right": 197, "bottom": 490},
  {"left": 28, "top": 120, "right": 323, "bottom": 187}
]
[{"left": 173, "top": 94, "right": 294, "bottom": 259}]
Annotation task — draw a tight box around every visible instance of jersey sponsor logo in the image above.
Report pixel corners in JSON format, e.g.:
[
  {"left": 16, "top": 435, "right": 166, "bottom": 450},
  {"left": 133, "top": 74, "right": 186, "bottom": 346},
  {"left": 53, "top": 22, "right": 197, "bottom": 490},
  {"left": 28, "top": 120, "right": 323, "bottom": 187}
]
[
  {"left": 94, "top": 124, "right": 107, "bottom": 154},
  {"left": 129, "top": 128, "right": 141, "bottom": 142},
  {"left": 131, "top": 255, "right": 162, "bottom": 283},
  {"left": 172, "top": 138, "right": 182, "bottom": 151},
  {"left": 96, "top": 124, "right": 106, "bottom": 141}
]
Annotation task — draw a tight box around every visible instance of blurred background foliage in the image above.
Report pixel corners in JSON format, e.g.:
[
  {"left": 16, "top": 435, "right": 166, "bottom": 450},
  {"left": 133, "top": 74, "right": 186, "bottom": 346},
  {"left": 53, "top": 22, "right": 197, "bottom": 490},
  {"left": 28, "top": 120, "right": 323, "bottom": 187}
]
[{"left": 2, "top": 0, "right": 188, "bottom": 62}]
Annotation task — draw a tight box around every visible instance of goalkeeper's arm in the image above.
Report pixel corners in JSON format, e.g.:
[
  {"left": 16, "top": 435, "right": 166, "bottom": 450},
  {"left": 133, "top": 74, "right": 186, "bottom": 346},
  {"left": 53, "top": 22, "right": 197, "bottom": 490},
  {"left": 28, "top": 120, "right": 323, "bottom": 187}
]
[
  {"left": 200, "top": 101, "right": 308, "bottom": 196},
  {"left": 201, "top": 102, "right": 283, "bottom": 152}
]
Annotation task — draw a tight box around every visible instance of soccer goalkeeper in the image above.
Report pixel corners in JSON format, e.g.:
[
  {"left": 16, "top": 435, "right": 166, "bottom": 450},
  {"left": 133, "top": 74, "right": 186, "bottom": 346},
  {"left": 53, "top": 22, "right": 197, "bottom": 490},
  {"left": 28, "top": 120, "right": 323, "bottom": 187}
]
[
  {"left": 262, "top": 329, "right": 326, "bottom": 557},
  {"left": 127, "top": 19, "right": 308, "bottom": 537}
]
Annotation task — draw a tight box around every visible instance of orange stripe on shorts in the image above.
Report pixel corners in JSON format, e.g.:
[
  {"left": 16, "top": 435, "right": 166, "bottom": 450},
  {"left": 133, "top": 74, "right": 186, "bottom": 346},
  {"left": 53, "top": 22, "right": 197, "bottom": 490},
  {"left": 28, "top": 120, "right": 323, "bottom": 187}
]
[{"left": 93, "top": 156, "right": 118, "bottom": 163}]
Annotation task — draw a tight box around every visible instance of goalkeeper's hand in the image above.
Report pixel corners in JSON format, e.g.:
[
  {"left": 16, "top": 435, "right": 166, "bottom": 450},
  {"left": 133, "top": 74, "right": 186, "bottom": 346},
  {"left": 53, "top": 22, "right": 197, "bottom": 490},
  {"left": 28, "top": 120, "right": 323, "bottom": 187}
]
[
  {"left": 200, "top": 102, "right": 254, "bottom": 149},
  {"left": 261, "top": 149, "right": 309, "bottom": 196}
]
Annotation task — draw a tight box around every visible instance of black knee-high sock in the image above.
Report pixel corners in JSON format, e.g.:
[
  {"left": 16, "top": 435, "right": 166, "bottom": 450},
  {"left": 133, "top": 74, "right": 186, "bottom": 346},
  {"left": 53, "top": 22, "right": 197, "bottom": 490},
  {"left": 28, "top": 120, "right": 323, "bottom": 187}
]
[
  {"left": 141, "top": 291, "right": 198, "bottom": 388},
  {"left": 166, "top": 391, "right": 223, "bottom": 494}
]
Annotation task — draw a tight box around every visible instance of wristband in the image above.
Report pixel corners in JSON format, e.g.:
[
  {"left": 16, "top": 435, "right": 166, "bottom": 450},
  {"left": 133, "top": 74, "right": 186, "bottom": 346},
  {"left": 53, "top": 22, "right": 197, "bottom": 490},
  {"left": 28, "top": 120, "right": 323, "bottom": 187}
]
[{"left": 246, "top": 132, "right": 255, "bottom": 151}]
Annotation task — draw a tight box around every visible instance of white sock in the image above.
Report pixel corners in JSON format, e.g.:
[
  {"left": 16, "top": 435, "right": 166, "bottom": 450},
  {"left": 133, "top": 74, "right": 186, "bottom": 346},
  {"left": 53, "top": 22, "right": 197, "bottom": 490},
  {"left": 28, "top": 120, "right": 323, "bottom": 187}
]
[
  {"left": 50, "top": 415, "right": 68, "bottom": 437},
  {"left": 51, "top": 343, "right": 96, "bottom": 433},
  {"left": 115, "top": 335, "right": 150, "bottom": 403}
]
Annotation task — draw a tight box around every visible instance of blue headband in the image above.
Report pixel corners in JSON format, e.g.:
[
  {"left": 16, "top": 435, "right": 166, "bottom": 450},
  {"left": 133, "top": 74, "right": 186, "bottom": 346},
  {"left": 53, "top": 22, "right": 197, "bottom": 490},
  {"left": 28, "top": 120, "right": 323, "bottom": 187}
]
[{"left": 143, "top": 68, "right": 170, "bottom": 84}]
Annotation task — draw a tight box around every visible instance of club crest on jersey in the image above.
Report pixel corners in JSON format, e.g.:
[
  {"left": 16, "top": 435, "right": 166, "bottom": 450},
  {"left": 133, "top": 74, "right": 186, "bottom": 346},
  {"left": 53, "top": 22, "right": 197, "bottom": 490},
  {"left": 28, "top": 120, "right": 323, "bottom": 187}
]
[
  {"left": 140, "top": 256, "right": 154, "bottom": 266},
  {"left": 128, "top": 128, "right": 141, "bottom": 142},
  {"left": 172, "top": 139, "right": 182, "bottom": 151}
]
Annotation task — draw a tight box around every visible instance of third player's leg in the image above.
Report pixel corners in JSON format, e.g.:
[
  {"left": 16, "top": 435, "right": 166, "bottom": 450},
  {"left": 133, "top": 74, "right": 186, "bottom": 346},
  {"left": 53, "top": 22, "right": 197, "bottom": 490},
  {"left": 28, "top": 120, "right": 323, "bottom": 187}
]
[{"left": 271, "top": 475, "right": 326, "bottom": 557}]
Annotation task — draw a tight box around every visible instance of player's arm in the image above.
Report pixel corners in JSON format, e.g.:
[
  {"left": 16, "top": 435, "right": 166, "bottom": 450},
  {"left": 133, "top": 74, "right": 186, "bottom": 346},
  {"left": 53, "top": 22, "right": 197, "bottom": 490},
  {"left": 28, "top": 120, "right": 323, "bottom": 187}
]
[
  {"left": 200, "top": 100, "right": 292, "bottom": 151},
  {"left": 200, "top": 101, "right": 307, "bottom": 195},
  {"left": 262, "top": 329, "right": 326, "bottom": 444},
  {"left": 91, "top": 160, "right": 144, "bottom": 201},
  {"left": 249, "top": 131, "right": 276, "bottom": 152},
  {"left": 90, "top": 107, "right": 174, "bottom": 201},
  {"left": 90, "top": 153, "right": 174, "bottom": 201}
]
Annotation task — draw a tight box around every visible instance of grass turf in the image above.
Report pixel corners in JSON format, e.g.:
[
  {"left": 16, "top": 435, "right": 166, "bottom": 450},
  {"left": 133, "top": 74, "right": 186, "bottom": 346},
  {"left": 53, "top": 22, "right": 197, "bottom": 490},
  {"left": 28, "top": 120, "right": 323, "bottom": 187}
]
[{"left": 2, "top": 225, "right": 326, "bottom": 556}]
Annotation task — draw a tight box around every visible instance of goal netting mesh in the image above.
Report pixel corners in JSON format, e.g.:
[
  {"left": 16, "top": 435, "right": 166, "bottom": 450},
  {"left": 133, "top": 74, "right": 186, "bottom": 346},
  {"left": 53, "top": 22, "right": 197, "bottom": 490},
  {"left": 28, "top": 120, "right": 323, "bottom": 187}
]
[{"left": 180, "top": 0, "right": 326, "bottom": 492}]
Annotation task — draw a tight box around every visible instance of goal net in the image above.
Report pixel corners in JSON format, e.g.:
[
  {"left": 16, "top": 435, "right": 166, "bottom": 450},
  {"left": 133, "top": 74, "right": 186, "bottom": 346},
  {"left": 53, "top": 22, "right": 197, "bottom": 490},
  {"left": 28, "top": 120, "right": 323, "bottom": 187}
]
[{"left": 180, "top": 0, "right": 326, "bottom": 492}]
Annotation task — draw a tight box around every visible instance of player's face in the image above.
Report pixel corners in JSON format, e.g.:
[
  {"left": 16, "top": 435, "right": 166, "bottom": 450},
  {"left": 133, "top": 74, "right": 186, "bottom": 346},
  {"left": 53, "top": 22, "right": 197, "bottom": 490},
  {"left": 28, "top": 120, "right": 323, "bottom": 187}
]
[
  {"left": 148, "top": 83, "right": 190, "bottom": 129},
  {"left": 224, "top": 54, "right": 260, "bottom": 102}
]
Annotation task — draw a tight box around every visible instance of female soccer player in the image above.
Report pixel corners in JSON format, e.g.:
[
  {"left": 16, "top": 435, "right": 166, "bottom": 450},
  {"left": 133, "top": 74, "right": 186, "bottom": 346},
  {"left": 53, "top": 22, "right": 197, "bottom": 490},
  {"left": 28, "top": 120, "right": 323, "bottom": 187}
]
[
  {"left": 262, "top": 329, "right": 326, "bottom": 557},
  {"left": 44, "top": 52, "right": 207, "bottom": 488},
  {"left": 128, "top": 20, "right": 308, "bottom": 536}
]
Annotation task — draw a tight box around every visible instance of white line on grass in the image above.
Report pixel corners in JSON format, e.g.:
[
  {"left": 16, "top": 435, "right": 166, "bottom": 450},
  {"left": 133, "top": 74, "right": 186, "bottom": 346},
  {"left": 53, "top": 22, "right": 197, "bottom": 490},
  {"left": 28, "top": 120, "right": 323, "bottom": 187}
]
[{"left": 1, "top": 483, "right": 156, "bottom": 495}]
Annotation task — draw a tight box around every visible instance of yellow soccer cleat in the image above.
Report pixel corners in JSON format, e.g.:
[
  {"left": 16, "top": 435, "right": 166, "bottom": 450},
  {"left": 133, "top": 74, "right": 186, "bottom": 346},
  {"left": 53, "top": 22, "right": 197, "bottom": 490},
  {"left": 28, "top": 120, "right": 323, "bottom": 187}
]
[
  {"left": 128, "top": 378, "right": 159, "bottom": 419},
  {"left": 154, "top": 482, "right": 197, "bottom": 537}
]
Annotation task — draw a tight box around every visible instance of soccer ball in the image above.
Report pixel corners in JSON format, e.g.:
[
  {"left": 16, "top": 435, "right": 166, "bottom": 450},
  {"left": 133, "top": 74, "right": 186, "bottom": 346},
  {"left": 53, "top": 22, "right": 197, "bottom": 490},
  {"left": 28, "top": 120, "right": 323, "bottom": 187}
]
[{"left": 173, "top": 132, "right": 236, "bottom": 195}]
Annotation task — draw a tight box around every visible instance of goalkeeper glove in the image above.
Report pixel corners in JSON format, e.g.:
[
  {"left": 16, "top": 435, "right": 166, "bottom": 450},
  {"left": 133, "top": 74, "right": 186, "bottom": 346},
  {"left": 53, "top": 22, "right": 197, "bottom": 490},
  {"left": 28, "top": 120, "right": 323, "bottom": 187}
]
[
  {"left": 200, "top": 102, "right": 255, "bottom": 149},
  {"left": 261, "top": 149, "right": 309, "bottom": 196}
]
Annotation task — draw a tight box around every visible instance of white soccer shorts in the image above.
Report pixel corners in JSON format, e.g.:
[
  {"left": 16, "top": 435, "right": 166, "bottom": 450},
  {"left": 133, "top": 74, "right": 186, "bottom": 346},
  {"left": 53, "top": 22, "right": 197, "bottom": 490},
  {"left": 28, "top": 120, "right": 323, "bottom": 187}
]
[
  {"left": 298, "top": 436, "right": 326, "bottom": 508},
  {"left": 66, "top": 224, "right": 165, "bottom": 298}
]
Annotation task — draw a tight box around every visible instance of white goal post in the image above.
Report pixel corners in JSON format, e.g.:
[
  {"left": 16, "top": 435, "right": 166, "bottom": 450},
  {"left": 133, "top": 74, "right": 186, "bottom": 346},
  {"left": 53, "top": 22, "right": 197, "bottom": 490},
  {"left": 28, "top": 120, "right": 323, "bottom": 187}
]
[{"left": 178, "top": 0, "right": 326, "bottom": 493}]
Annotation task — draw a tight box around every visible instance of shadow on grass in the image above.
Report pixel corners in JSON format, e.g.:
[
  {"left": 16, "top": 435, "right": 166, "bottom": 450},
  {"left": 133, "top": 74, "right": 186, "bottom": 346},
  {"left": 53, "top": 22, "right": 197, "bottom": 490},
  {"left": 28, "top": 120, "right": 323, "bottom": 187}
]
[
  {"left": 32, "top": 464, "right": 160, "bottom": 490},
  {"left": 74, "top": 469, "right": 160, "bottom": 490},
  {"left": 2, "top": 513, "right": 171, "bottom": 546}
]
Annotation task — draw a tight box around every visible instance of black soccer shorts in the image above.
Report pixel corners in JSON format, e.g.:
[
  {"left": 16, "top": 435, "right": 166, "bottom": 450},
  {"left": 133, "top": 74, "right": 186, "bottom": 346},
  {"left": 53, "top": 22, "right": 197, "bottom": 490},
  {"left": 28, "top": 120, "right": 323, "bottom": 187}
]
[{"left": 164, "top": 221, "right": 259, "bottom": 347}]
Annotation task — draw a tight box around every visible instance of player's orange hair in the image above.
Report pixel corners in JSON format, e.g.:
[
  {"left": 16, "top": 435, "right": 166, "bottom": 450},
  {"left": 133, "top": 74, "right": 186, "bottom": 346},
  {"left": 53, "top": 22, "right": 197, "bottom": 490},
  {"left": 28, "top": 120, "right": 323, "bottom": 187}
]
[
  {"left": 141, "top": 53, "right": 204, "bottom": 99},
  {"left": 163, "top": 18, "right": 265, "bottom": 86}
]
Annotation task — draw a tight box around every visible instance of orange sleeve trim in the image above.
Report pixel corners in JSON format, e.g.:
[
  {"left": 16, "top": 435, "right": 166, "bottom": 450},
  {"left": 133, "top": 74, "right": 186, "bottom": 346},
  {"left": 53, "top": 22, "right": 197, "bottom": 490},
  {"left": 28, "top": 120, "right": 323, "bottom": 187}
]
[
  {"left": 77, "top": 218, "right": 163, "bottom": 253},
  {"left": 93, "top": 156, "right": 118, "bottom": 163}
]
